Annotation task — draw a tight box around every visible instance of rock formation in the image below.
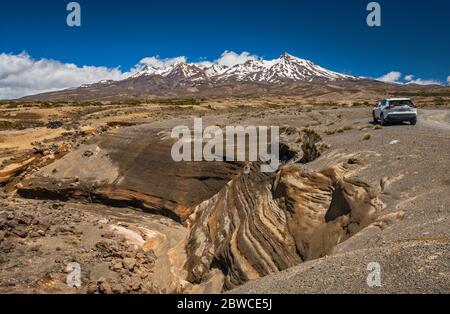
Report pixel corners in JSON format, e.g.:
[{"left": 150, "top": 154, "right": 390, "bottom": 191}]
[
  {"left": 13, "top": 123, "right": 381, "bottom": 292},
  {"left": 185, "top": 163, "right": 380, "bottom": 290},
  {"left": 17, "top": 126, "right": 243, "bottom": 223}
]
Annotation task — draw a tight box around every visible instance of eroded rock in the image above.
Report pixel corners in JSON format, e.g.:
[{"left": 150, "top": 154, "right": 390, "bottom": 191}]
[
  {"left": 17, "top": 127, "right": 243, "bottom": 222},
  {"left": 300, "top": 128, "right": 322, "bottom": 163},
  {"left": 185, "top": 163, "right": 381, "bottom": 290}
]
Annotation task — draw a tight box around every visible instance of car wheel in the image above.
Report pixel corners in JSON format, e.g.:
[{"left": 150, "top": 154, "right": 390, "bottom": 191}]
[
  {"left": 410, "top": 119, "right": 417, "bottom": 125},
  {"left": 372, "top": 112, "right": 378, "bottom": 124},
  {"left": 381, "top": 114, "right": 387, "bottom": 126}
]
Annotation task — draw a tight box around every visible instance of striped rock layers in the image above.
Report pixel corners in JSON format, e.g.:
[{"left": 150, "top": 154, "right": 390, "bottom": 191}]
[{"left": 185, "top": 163, "right": 380, "bottom": 290}]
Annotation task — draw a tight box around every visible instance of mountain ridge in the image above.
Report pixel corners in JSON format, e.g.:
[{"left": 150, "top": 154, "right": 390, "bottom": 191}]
[
  {"left": 131, "top": 52, "right": 353, "bottom": 83},
  {"left": 20, "top": 52, "right": 449, "bottom": 101}
]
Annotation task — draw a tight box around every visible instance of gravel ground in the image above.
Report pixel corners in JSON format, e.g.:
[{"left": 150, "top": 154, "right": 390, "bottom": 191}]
[
  {"left": 1, "top": 104, "right": 449, "bottom": 293},
  {"left": 231, "top": 108, "right": 450, "bottom": 294}
]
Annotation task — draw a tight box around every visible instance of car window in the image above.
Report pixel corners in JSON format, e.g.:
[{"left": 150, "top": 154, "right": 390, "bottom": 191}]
[{"left": 390, "top": 100, "right": 413, "bottom": 106}]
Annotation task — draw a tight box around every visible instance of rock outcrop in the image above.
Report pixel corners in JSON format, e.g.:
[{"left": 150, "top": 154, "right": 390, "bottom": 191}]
[
  {"left": 17, "top": 125, "right": 243, "bottom": 222},
  {"left": 13, "top": 123, "right": 381, "bottom": 292},
  {"left": 185, "top": 163, "right": 380, "bottom": 290}
]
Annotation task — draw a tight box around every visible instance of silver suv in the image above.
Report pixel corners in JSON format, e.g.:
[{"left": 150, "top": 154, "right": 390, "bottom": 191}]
[{"left": 373, "top": 98, "right": 417, "bottom": 126}]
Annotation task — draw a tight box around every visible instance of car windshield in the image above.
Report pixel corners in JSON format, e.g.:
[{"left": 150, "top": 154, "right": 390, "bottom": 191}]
[{"left": 390, "top": 100, "right": 414, "bottom": 107}]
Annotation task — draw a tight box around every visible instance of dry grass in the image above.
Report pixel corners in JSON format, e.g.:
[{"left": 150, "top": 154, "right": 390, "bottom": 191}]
[{"left": 340, "top": 124, "right": 353, "bottom": 131}]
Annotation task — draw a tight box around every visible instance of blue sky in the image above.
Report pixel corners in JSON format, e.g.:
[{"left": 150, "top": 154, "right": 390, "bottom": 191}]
[{"left": 0, "top": 0, "right": 449, "bottom": 98}]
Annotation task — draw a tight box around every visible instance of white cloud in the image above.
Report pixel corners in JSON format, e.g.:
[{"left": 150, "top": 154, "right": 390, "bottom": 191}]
[
  {"left": 0, "top": 51, "right": 262, "bottom": 99},
  {"left": 404, "top": 74, "right": 441, "bottom": 85},
  {"left": 215, "top": 51, "right": 260, "bottom": 67},
  {"left": 377, "top": 71, "right": 402, "bottom": 83},
  {"left": 134, "top": 51, "right": 260, "bottom": 70},
  {"left": 378, "top": 71, "right": 442, "bottom": 86},
  {"left": 192, "top": 60, "right": 214, "bottom": 69},
  {"left": 1, "top": 51, "right": 445, "bottom": 99},
  {"left": 0, "top": 52, "right": 126, "bottom": 99},
  {"left": 132, "top": 55, "right": 187, "bottom": 72},
  {"left": 447, "top": 75, "right": 450, "bottom": 84},
  {"left": 406, "top": 78, "right": 441, "bottom": 85},
  {"left": 129, "top": 50, "right": 261, "bottom": 73}
]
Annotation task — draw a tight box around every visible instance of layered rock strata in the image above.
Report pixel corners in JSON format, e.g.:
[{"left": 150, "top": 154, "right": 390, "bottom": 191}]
[{"left": 185, "top": 163, "right": 380, "bottom": 290}]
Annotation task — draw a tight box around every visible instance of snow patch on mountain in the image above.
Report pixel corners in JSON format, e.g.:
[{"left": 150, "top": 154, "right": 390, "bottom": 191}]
[{"left": 132, "top": 52, "right": 353, "bottom": 83}]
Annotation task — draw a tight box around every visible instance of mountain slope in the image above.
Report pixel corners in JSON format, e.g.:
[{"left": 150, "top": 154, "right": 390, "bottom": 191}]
[
  {"left": 130, "top": 52, "right": 352, "bottom": 83},
  {"left": 20, "top": 52, "right": 449, "bottom": 101}
]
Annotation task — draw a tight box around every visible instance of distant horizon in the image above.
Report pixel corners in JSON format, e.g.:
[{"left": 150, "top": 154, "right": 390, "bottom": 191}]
[
  {"left": 1, "top": 49, "right": 450, "bottom": 100},
  {"left": 0, "top": 0, "right": 449, "bottom": 99}
]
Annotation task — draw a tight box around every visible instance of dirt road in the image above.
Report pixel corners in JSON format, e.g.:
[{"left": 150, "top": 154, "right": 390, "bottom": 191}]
[{"left": 420, "top": 109, "right": 450, "bottom": 131}]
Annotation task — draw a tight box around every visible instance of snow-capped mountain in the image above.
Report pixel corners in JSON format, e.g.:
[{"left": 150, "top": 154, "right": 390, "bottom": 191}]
[
  {"left": 165, "top": 63, "right": 207, "bottom": 82},
  {"left": 257, "top": 52, "right": 350, "bottom": 82},
  {"left": 25, "top": 52, "right": 379, "bottom": 101},
  {"left": 204, "top": 64, "right": 227, "bottom": 77},
  {"left": 132, "top": 52, "right": 352, "bottom": 83},
  {"left": 218, "top": 59, "right": 269, "bottom": 81},
  {"left": 131, "top": 64, "right": 173, "bottom": 78}
]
